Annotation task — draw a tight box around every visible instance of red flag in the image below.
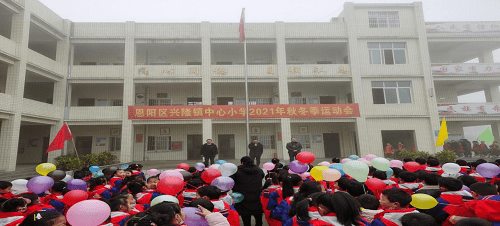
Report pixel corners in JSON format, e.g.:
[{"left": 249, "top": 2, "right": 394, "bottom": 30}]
[
  {"left": 239, "top": 8, "right": 245, "bottom": 43},
  {"left": 46, "top": 123, "right": 73, "bottom": 153}
]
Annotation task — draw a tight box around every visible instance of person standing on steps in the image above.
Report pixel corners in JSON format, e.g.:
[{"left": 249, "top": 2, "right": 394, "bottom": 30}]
[
  {"left": 286, "top": 137, "right": 302, "bottom": 162},
  {"left": 200, "top": 139, "right": 218, "bottom": 166},
  {"left": 248, "top": 139, "right": 264, "bottom": 166}
]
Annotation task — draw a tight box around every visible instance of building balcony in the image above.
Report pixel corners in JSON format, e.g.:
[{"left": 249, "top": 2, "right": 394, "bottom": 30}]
[
  {"left": 431, "top": 63, "right": 500, "bottom": 76},
  {"left": 68, "top": 106, "right": 123, "bottom": 121},
  {"left": 287, "top": 64, "right": 350, "bottom": 77},
  {"left": 437, "top": 103, "right": 500, "bottom": 120},
  {"left": 426, "top": 21, "right": 500, "bottom": 37},
  {"left": 22, "top": 99, "right": 62, "bottom": 120},
  {"left": 134, "top": 65, "right": 201, "bottom": 78},
  {"left": 0, "top": 93, "right": 13, "bottom": 113},
  {"left": 0, "top": 35, "right": 16, "bottom": 59},
  {"left": 27, "top": 49, "right": 65, "bottom": 77},
  {"left": 211, "top": 65, "right": 278, "bottom": 78},
  {"left": 71, "top": 65, "right": 124, "bottom": 79}
]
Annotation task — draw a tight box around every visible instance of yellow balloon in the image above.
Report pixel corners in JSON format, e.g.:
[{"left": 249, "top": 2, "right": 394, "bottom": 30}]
[
  {"left": 310, "top": 166, "right": 328, "bottom": 181},
  {"left": 410, "top": 194, "right": 438, "bottom": 209},
  {"left": 36, "top": 163, "right": 56, "bottom": 176}
]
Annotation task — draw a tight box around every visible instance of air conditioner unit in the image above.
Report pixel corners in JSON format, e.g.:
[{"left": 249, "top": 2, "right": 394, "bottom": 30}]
[{"left": 136, "top": 94, "right": 145, "bottom": 104}]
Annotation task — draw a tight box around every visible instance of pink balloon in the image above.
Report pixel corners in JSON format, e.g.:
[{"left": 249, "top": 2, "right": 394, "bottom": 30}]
[
  {"left": 300, "top": 172, "right": 311, "bottom": 180},
  {"left": 159, "top": 170, "right": 184, "bottom": 181},
  {"left": 322, "top": 169, "right": 341, "bottom": 181},
  {"left": 341, "top": 158, "right": 351, "bottom": 164},
  {"left": 288, "top": 169, "right": 296, "bottom": 174},
  {"left": 365, "top": 154, "right": 377, "bottom": 161},
  {"left": 175, "top": 169, "right": 185, "bottom": 172},
  {"left": 209, "top": 164, "right": 220, "bottom": 170},
  {"left": 67, "top": 200, "right": 110, "bottom": 226},
  {"left": 390, "top": 160, "right": 404, "bottom": 169},
  {"left": 148, "top": 169, "right": 159, "bottom": 176},
  {"left": 318, "top": 161, "right": 331, "bottom": 167},
  {"left": 263, "top": 162, "right": 275, "bottom": 171},
  {"left": 358, "top": 158, "right": 366, "bottom": 162},
  {"left": 361, "top": 160, "right": 372, "bottom": 165}
]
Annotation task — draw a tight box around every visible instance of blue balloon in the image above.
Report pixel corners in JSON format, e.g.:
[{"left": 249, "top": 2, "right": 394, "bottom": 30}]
[
  {"left": 230, "top": 192, "right": 244, "bottom": 203},
  {"left": 121, "top": 165, "right": 129, "bottom": 170},
  {"left": 216, "top": 160, "right": 227, "bottom": 165},
  {"left": 94, "top": 172, "right": 104, "bottom": 178},
  {"left": 385, "top": 168, "right": 394, "bottom": 178},
  {"left": 329, "top": 163, "right": 345, "bottom": 176},
  {"left": 89, "top": 166, "right": 100, "bottom": 173},
  {"left": 348, "top": 155, "right": 359, "bottom": 160}
]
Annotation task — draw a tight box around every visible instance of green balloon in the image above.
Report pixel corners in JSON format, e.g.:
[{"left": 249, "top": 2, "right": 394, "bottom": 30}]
[
  {"left": 371, "top": 157, "right": 390, "bottom": 171},
  {"left": 151, "top": 195, "right": 179, "bottom": 206},
  {"left": 343, "top": 160, "right": 369, "bottom": 182}
]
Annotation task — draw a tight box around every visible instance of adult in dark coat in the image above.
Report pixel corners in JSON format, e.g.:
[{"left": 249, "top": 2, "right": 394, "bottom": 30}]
[
  {"left": 200, "top": 139, "right": 218, "bottom": 166},
  {"left": 248, "top": 139, "right": 264, "bottom": 166},
  {"left": 286, "top": 137, "right": 302, "bottom": 162},
  {"left": 231, "top": 156, "right": 265, "bottom": 226}
]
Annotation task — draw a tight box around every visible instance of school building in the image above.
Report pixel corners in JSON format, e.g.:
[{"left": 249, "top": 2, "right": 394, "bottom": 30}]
[{"left": 0, "top": 0, "right": 499, "bottom": 171}]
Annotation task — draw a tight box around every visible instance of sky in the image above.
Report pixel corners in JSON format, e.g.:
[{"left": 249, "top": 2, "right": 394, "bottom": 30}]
[{"left": 38, "top": 0, "right": 500, "bottom": 142}]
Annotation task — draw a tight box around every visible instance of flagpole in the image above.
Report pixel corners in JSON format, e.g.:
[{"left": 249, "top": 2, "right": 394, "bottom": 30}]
[
  {"left": 70, "top": 137, "right": 80, "bottom": 160},
  {"left": 243, "top": 8, "right": 250, "bottom": 156}
]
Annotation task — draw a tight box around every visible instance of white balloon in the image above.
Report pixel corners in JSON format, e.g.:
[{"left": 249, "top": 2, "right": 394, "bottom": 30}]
[
  {"left": 442, "top": 163, "right": 461, "bottom": 174},
  {"left": 218, "top": 163, "right": 238, "bottom": 177},
  {"left": 11, "top": 179, "right": 28, "bottom": 195},
  {"left": 61, "top": 174, "right": 72, "bottom": 182}
]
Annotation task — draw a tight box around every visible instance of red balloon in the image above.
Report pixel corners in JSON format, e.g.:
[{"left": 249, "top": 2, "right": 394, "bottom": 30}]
[
  {"left": 296, "top": 152, "right": 316, "bottom": 164},
  {"left": 404, "top": 162, "right": 420, "bottom": 172},
  {"left": 365, "top": 178, "right": 386, "bottom": 191},
  {"left": 63, "top": 190, "right": 89, "bottom": 206},
  {"left": 157, "top": 177, "right": 184, "bottom": 195},
  {"left": 201, "top": 169, "right": 222, "bottom": 184},
  {"left": 177, "top": 163, "right": 190, "bottom": 171}
]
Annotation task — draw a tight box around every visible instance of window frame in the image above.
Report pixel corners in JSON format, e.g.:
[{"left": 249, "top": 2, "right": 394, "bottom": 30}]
[
  {"left": 147, "top": 136, "right": 172, "bottom": 151},
  {"left": 250, "top": 135, "right": 276, "bottom": 149},
  {"left": 368, "top": 11, "right": 400, "bottom": 28},
  {"left": 292, "top": 135, "right": 311, "bottom": 148},
  {"left": 368, "top": 42, "right": 407, "bottom": 65},
  {"left": 371, "top": 81, "right": 413, "bottom": 104},
  {"left": 109, "top": 137, "right": 121, "bottom": 151}
]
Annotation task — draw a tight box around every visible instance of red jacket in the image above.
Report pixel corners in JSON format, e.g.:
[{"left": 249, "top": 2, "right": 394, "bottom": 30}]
[
  {"left": 372, "top": 209, "right": 419, "bottom": 226},
  {"left": 0, "top": 192, "right": 16, "bottom": 199},
  {"left": 464, "top": 195, "right": 500, "bottom": 223},
  {"left": 26, "top": 203, "right": 56, "bottom": 215},
  {"left": 0, "top": 212, "right": 26, "bottom": 226}
]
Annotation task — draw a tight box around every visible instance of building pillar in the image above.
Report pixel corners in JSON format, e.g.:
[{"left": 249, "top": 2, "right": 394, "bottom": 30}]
[
  {"left": 120, "top": 21, "right": 136, "bottom": 163},
  {"left": 484, "top": 85, "right": 500, "bottom": 103},
  {"left": 275, "top": 21, "right": 291, "bottom": 160},
  {"left": 201, "top": 22, "right": 213, "bottom": 142},
  {"left": 491, "top": 122, "right": 500, "bottom": 143},
  {"left": 478, "top": 50, "right": 494, "bottom": 63}
]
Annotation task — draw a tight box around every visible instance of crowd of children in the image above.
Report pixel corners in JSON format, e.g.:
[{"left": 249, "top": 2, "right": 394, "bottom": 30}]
[{"left": 0, "top": 156, "right": 499, "bottom": 226}]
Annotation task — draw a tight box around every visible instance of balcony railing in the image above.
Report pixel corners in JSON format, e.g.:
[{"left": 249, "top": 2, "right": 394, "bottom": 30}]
[
  {"left": 22, "top": 99, "right": 62, "bottom": 120},
  {"left": 0, "top": 93, "right": 13, "bottom": 113},
  {"left": 287, "top": 64, "right": 350, "bottom": 77},
  {"left": 68, "top": 106, "right": 123, "bottom": 121},
  {"left": 211, "top": 65, "right": 278, "bottom": 78},
  {"left": 135, "top": 65, "right": 201, "bottom": 78},
  {"left": 431, "top": 63, "right": 500, "bottom": 76},
  {"left": 438, "top": 103, "right": 500, "bottom": 115},
  {"left": 0, "top": 35, "right": 16, "bottom": 57},
  {"left": 27, "top": 49, "right": 65, "bottom": 76},
  {"left": 71, "top": 65, "right": 124, "bottom": 78}
]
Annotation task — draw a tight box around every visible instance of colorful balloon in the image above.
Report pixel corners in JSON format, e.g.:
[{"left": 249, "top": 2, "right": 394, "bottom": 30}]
[
  {"left": 47, "top": 170, "right": 66, "bottom": 181},
  {"left": 289, "top": 160, "right": 309, "bottom": 174},
  {"left": 322, "top": 169, "right": 341, "bottom": 181},
  {"left": 404, "top": 162, "right": 420, "bottom": 172},
  {"left": 67, "top": 179, "right": 87, "bottom": 191},
  {"left": 209, "top": 164, "right": 221, "bottom": 170},
  {"left": 360, "top": 159, "right": 372, "bottom": 165},
  {"left": 35, "top": 163, "right": 56, "bottom": 176},
  {"left": 296, "top": 152, "right": 316, "bottom": 164},
  {"left": 157, "top": 177, "right": 184, "bottom": 195},
  {"left": 180, "top": 170, "right": 193, "bottom": 181},
  {"left": 310, "top": 166, "right": 329, "bottom": 181},
  {"left": 211, "top": 176, "right": 235, "bottom": 191},
  {"left": 66, "top": 200, "right": 110, "bottom": 226},
  {"left": 183, "top": 207, "right": 209, "bottom": 226},
  {"left": 159, "top": 170, "right": 184, "bottom": 181},
  {"left": 385, "top": 168, "right": 394, "bottom": 178},
  {"left": 121, "top": 165, "right": 129, "bottom": 170},
  {"left": 61, "top": 174, "right": 72, "bottom": 182},
  {"left": 11, "top": 179, "right": 28, "bottom": 195},
  {"left": 371, "top": 157, "right": 390, "bottom": 171},
  {"left": 390, "top": 160, "right": 404, "bottom": 169},
  {"left": 365, "top": 178, "right": 387, "bottom": 191},
  {"left": 365, "top": 154, "right": 377, "bottom": 161},
  {"left": 341, "top": 158, "right": 352, "bottom": 164},
  {"left": 148, "top": 169, "right": 159, "bottom": 176},
  {"left": 263, "top": 162, "right": 275, "bottom": 171},
  {"left": 63, "top": 190, "right": 89, "bottom": 206},
  {"left": 300, "top": 172, "right": 311, "bottom": 180},
  {"left": 151, "top": 195, "right": 179, "bottom": 206},
  {"left": 348, "top": 155, "right": 359, "bottom": 160},
  {"left": 477, "top": 163, "right": 500, "bottom": 178},
  {"left": 27, "top": 176, "right": 54, "bottom": 194},
  {"left": 318, "top": 161, "right": 331, "bottom": 167},
  {"left": 216, "top": 160, "right": 227, "bottom": 165},
  {"left": 410, "top": 194, "right": 438, "bottom": 209},
  {"left": 89, "top": 166, "right": 100, "bottom": 173},
  {"left": 177, "top": 163, "right": 190, "bottom": 171},
  {"left": 93, "top": 173, "right": 104, "bottom": 178},
  {"left": 442, "top": 163, "right": 461, "bottom": 174},
  {"left": 218, "top": 163, "right": 238, "bottom": 177},
  {"left": 195, "top": 162, "right": 205, "bottom": 171},
  {"left": 343, "top": 160, "right": 369, "bottom": 182},
  {"left": 201, "top": 169, "right": 222, "bottom": 184},
  {"left": 231, "top": 192, "right": 244, "bottom": 203},
  {"left": 329, "top": 163, "right": 345, "bottom": 176}
]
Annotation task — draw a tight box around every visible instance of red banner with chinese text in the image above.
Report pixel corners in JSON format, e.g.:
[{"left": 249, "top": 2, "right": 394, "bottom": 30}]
[{"left": 128, "top": 104, "right": 359, "bottom": 120}]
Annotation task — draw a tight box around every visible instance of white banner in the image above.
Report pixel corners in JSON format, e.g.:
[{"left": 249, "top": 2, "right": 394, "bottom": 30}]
[
  {"left": 431, "top": 63, "right": 500, "bottom": 75},
  {"left": 438, "top": 103, "right": 500, "bottom": 115},
  {"left": 426, "top": 22, "right": 500, "bottom": 33}
]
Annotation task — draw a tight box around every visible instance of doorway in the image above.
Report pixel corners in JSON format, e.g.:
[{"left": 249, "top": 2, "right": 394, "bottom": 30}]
[
  {"left": 217, "top": 97, "right": 234, "bottom": 105},
  {"left": 381, "top": 130, "right": 415, "bottom": 152},
  {"left": 218, "top": 134, "right": 235, "bottom": 159},
  {"left": 323, "top": 133, "right": 341, "bottom": 158},
  {"left": 187, "top": 135, "right": 203, "bottom": 160},
  {"left": 75, "top": 136, "right": 93, "bottom": 155},
  {"left": 42, "top": 137, "right": 49, "bottom": 162}
]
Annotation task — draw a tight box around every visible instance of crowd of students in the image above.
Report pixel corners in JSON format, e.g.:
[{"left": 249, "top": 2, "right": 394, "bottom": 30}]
[{"left": 0, "top": 156, "right": 499, "bottom": 226}]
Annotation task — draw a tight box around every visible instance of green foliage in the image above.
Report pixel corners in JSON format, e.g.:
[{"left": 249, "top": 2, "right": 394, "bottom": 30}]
[
  {"left": 434, "top": 151, "right": 458, "bottom": 164},
  {"left": 391, "top": 150, "right": 457, "bottom": 164},
  {"left": 55, "top": 152, "right": 118, "bottom": 171}
]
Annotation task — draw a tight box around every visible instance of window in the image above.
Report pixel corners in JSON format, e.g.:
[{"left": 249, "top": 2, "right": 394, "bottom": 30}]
[
  {"left": 149, "top": 99, "right": 172, "bottom": 106},
  {"left": 289, "top": 97, "right": 319, "bottom": 104},
  {"left": 157, "top": 93, "right": 168, "bottom": 98},
  {"left": 187, "top": 97, "right": 203, "bottom": 105},
  {"left": 368, "top": 11, "right": 400, "bottom": 28},
  {"left": 109, "top": 137, "right": 121, "bottom": 151},
  {"left": 368, "top": 42, "right": 406, "bottom": 65},
  {"left": 147, "top": 136, "right": 171, "bottom": 151},
  {"left": 251, "top": 135, "right": 276, "bottom": 149},
  {"left": 235, "top": 98, "right": 273, "bottom": 105},
  {"left": 111, "top": 99, "right": 123, "bottom": 106},
  {"left": 292, "top": 135, "right": 311, "bottom": 148},
  {"left": 372, "top": 81, "right": 412, "bottom": 104}
]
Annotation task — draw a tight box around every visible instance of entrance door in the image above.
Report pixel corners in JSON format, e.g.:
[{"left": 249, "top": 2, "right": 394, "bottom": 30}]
[
  {"left": 218, "top": 134, "right": 235, "bottom": 159},
  {"left": 42, "top": 137, "right": 49, "bottom": 162},
  {"left": 75, "top": 136, "right": 93, "bottom": 155},
  {"left": 323, "top": 133, "right": 341, "bottom": 158},
  {"left": 187, "top": 135, "right": 203, "bottom": 160}
]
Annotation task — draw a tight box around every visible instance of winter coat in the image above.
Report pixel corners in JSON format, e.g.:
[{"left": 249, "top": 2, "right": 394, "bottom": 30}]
[
  {"left": 248, "top": 142, "right": 264, "bottom": 156},
  {"left": 415, "top": 185, "right": 442, "bottom": 199},
  {"left": 201, "top": 143, "right": 218, "bottom": 157},
  {"left": 230, "top": 164, "right": 265, "bottom": 215},
  {"left": 205, "top": 212, "right": 231, "bottom": 226},
  {"left": 286, "top": 141, "right": 302, "bottom": 154}
]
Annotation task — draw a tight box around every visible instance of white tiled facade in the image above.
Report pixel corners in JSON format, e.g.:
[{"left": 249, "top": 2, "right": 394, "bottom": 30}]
[{"left": 1, "top": 0, "right": 499, "bottom": 171}]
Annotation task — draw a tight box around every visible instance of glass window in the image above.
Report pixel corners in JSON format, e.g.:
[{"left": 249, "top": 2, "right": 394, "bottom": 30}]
[
  {"left": 109, "top": 137, "right": 121, "bottom": 151},
  {"left": 383, "top": 50, "right": 394, "bottom": 64},
  {"left": 398, "top": 81, "right": 410, "bottom": 87},
  {"left": 385, "top": 89, "right": 398, "bottom": 103},
  {"left": 398, "top": 88, "right": 412, "bottom": 103},
  {"left": 370, "top": 50, "right": 381, "bottom": 64},
  {"left": 385, "top": 82, "right": 397, "bottom": 87},
  {"left": 368, "top": 11, "right": 400, "bottom": 28},
  {"left": 372, "top": 81, "right": 384, "bottom": 87},
  {"left": 371, "top": 81, "right": 412, "bottom": 104},
  {"left": 147, "top": 136, "right": 171, "bottom": 151},
  {"left": 372, "top": 89, "right": 385, "bottom": 104},
  {"left": 368, "top": 42, "right": 407, "bottom": 65},
  {"left": 250, "top": 135, "right": 276, "bottom": 149},
  {"left": 394, "top": 50, "right": 406, "bottom": 64},
  {"left": 292, "top": 135, "right": 311, "bottom": 148}
]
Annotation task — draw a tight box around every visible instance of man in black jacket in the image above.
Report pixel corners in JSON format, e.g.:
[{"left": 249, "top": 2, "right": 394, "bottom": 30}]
[
  {"left": 286, "top": 137, "right": 302, "bottom": 162},
  {"left": 200, "top": 139, "right": 218, "bottom": 166},
  {"left": 248, "top": 139, "right": 264, "bottom": 166}
]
